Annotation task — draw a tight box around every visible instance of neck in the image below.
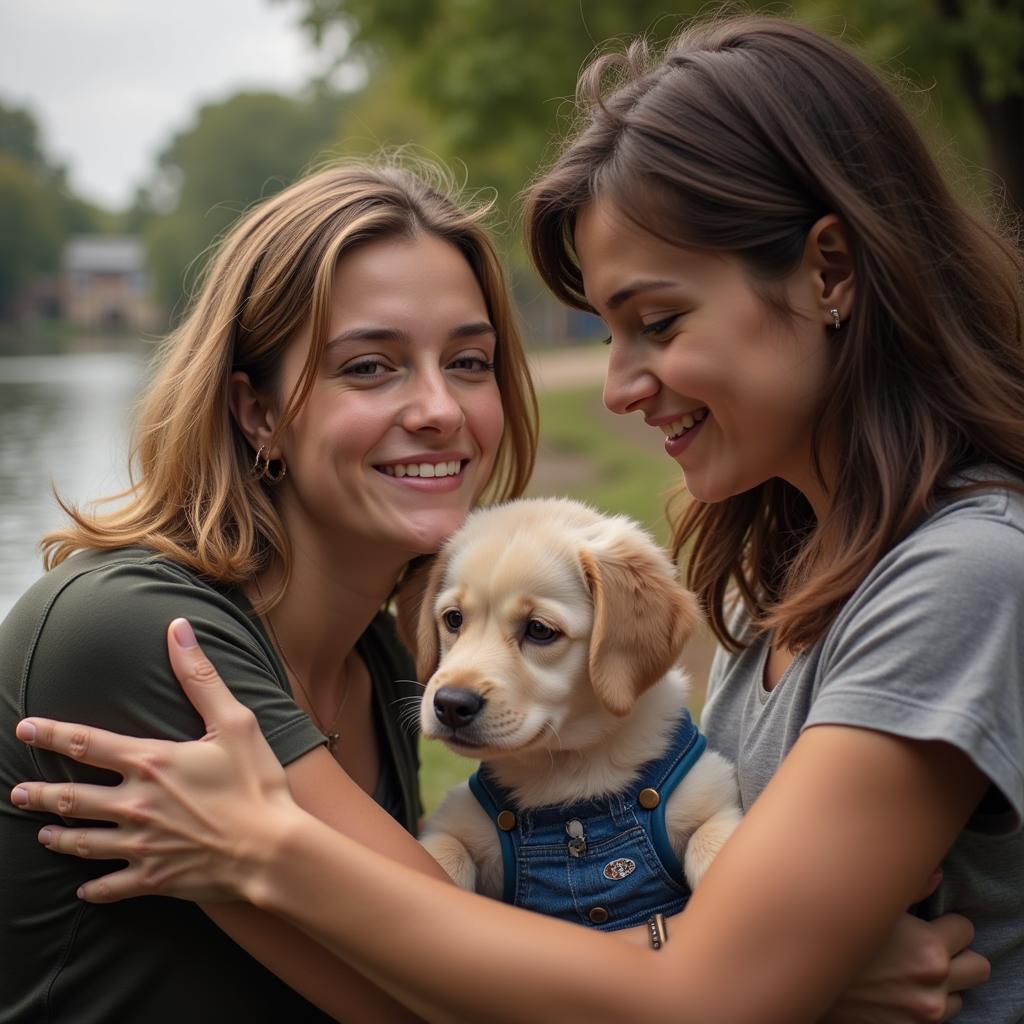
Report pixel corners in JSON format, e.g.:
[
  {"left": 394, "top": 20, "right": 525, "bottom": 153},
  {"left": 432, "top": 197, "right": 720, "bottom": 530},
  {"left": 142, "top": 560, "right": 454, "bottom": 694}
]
[
  {"left": 251, "top": 529, "right": 410, "bottom": 687},
  {"left": 485, "top": 671, "right": 690, "bottom": 808}
]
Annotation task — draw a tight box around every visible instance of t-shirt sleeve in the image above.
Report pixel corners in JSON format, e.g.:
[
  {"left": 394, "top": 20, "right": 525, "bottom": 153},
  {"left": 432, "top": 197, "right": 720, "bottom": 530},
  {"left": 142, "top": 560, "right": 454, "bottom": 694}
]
[
  {"left": 23, "top": 557, "right": 325, "bottom": 789},
  {"left": 806, "top": 509, "right": 1024, "bottom": 833}
]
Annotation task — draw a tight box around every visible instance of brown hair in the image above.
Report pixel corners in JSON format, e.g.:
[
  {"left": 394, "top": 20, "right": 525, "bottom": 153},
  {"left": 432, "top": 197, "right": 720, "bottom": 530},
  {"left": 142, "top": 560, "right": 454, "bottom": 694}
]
[
  {"left": 525, "top": 15, "right": 1024, "bottom": 651},
  {"left": 44, "top": 161, "right": 538, "bottom": 604}
]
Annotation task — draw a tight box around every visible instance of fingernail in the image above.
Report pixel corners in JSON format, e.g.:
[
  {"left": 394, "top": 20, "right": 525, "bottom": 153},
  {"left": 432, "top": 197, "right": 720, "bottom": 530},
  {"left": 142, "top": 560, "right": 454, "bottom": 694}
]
[
  {"left": 39, "top": 827, "right": 52, "bottom": 844},
  {"left": 11, "top": 786, "right": 29, "bottom": 806},
  {"left": 76, "top": 886, "right": 85, "bottom": 900},
  {"left": 172, "top": 618, "right": 197, "bottom": 648},
  {"left": 17, "top": 720, "right": 37, "bottom": 743}
]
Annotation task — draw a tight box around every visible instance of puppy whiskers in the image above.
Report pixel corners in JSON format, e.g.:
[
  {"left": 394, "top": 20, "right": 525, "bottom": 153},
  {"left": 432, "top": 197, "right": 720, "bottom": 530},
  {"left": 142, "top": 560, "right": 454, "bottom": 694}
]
[{"left": 391, "top": 694, "right": 425, "bottom": 736}]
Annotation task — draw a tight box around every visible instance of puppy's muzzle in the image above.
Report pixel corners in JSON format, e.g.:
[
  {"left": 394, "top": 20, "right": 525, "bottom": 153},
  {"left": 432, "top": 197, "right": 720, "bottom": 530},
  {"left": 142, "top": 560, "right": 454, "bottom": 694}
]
[{"left": 433, "top": 686, "right": 487, "bottom": 730}]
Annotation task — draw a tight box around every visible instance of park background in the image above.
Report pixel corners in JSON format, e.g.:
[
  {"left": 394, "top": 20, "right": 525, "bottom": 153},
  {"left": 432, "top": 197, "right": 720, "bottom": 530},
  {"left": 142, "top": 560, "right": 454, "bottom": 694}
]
[{"left": 1, "top": 0, "right": 1020, "bottom": 809}]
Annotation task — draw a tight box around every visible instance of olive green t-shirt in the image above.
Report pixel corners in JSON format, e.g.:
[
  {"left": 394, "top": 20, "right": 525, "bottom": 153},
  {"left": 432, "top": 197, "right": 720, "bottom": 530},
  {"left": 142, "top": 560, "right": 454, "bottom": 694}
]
[{"left": 0, "top": 547, "right": 423, "bottom": 1023}]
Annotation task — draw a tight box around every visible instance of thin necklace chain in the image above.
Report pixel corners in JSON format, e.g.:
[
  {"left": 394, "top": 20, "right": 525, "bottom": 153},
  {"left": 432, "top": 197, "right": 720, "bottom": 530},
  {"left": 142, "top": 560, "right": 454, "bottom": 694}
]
[{"left": 256, "top": 582, "right": 353, "bottom": 751}]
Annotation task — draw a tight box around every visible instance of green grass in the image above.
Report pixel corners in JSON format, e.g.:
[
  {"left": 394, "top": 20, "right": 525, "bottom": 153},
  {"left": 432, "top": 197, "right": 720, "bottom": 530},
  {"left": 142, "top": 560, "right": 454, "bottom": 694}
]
[
  {"left": 417, "top": 382, "right": 682, "bottom": 815},
  {"left": 418, "top": 735, "right": 477, "bottom": 816},
  {"left": 529, "top": 385, "right": 679, "bottom": 541}
]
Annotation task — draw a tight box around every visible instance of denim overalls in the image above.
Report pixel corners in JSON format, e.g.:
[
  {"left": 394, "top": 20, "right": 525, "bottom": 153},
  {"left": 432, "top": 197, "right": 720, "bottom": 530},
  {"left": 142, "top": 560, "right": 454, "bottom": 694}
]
[{"left": 468, "top": 711, "right": 707, "bottom": 932}]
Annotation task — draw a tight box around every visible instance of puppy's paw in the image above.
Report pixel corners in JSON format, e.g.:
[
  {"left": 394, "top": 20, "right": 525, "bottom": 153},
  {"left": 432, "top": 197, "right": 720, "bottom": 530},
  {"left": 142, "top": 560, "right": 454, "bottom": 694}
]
[
  {"left": 683, "top": 806, "right": 742, "bottom": 889},
  {"left": 420, "top": 832, "right": 479, "bottom": 891}
]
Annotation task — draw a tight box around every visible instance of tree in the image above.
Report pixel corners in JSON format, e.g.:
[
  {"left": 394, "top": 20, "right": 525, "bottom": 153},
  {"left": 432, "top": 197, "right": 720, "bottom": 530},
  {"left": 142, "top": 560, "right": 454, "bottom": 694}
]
[
  {"left": 814, "top": 0, "right": 1023, "bottom": 214},
  {"left": 283, "top": 0, "right": 695, "bottom": 207},
  {"left": 280, "top": 0, "right": 1023, "bottom": 215},
  {"left": 0, "top": 154, "right": 61, "bottom": 316},
  {"left": 0, "top": 102, "right": 106, "bottom": 320},
  {"left": 145, "top": 89, "right": 349, "bottom": 313}
]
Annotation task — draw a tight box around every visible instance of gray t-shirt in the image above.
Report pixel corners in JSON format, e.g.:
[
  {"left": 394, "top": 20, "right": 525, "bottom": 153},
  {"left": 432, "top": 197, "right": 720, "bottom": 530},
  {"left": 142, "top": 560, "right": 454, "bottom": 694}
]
[{"left": 701, "top": 479, "right": 1024, "bottom": 1023}]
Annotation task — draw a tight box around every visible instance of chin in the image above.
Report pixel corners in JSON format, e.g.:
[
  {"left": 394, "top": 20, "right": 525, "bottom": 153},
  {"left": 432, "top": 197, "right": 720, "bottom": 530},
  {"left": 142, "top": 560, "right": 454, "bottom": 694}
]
[
  {"left": 398, "top": 511, "right": 471, "bottom": 555},
  {"left": 681, "top": 469, "right": 749, "bottom": 506}
]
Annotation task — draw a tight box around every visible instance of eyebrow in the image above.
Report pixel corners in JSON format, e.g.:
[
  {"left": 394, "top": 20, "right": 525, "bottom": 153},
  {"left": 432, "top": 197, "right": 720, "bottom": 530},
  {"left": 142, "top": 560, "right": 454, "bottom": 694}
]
[
  {"left": 603, "top": 279, "right": 677, "bottom": 311},
  {"left": 326, "top": 321, "right": 496, "bottom": 348}
]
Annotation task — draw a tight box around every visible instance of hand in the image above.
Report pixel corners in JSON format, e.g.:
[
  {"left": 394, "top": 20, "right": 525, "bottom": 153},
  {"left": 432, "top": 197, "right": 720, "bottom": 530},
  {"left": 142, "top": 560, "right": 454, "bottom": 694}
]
[
  {"left": 823, "top": 874, "right": 991, "bottom": 1023},
  {"left": 10, "top": 618, "right": 306, "bottom": 904}
]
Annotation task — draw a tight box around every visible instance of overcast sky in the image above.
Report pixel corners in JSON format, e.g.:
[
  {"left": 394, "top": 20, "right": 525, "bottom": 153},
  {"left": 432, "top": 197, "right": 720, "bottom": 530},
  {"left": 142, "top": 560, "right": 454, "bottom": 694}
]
[{"left": 0, "top": 0, "right": 333, "bottom": 208}]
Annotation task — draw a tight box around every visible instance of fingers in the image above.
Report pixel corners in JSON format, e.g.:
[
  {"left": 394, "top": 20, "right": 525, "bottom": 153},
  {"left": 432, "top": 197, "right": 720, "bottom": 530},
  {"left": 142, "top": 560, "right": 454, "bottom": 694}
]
[
  {"left": 10, "top": 779, "right": 127, "bottom": 824},
  {"left": 947, "top": 947, "right": 991, "bottom": 993},
  {"left": 15, "top": 717, "right": 140, "bottom": 774},
  {"left": 77, "top": 866, "right": 150, "bottom": 904},
  {"left": 928, "top": 912, "right": 976, "bottom": 955},
  {"left": 37, "top": 823, "right": 131, "bottom": 861},
  {"left": 166, "top": 618, "right": 255, "bottom": 732}
]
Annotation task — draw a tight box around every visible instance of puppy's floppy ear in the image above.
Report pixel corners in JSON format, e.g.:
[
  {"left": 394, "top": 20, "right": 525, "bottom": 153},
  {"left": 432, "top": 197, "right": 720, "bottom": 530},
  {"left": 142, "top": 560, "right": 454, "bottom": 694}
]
[
  {"left": 394, "top": 555, "right": 434, "bottom": 661},
  {"left": 580, "top": 537, "right": 701, "bottom": 717},
  {"left": 399, "top": 551, "right": 451, "bottom": 682}
]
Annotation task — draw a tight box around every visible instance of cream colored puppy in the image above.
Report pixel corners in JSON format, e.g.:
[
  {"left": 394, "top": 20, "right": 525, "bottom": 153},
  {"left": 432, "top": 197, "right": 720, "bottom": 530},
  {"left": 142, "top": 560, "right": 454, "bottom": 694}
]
[{"left": 403, "top": 498, "right": 740, "bottom": 918}]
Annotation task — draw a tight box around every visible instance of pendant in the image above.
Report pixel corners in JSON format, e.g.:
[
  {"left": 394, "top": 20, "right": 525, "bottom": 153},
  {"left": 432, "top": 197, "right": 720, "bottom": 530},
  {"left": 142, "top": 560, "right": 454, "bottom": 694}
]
[{"left": 327, "top": 731, "right": 341, "bottom": 751}]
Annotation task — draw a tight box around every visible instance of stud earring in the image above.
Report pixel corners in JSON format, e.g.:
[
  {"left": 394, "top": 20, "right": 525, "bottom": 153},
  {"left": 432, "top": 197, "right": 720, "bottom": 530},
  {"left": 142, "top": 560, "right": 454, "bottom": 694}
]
[{"left": 830, "top": 308, "right": 842, "bottom": 331}]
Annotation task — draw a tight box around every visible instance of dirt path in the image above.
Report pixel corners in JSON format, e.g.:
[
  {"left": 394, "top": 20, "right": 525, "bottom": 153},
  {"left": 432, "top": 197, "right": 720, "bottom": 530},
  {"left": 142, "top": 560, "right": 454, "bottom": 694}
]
[{"left": 527, "top": 344, "right": 609, "bottom": 392}]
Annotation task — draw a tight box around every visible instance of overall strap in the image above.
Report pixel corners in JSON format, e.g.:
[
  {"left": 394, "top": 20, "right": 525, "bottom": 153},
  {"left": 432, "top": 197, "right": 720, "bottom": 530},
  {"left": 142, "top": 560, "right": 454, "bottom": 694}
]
[
  {"left": 635, "top": 711, "right": 707, "bottom": 882},
  {"left": 468, "top": 767, "right": 518, "bottom": 904}
]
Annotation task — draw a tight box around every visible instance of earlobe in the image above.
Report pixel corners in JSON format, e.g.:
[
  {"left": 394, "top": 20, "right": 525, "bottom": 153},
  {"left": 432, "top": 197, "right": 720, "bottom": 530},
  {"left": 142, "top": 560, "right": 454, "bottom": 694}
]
[{"left": 229, "top": 371, "right": 278, "bottom": 454}]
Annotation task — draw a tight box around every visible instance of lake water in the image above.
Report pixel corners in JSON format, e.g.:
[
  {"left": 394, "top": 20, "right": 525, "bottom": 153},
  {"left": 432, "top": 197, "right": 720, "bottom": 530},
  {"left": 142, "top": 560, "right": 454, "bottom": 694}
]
[{"left": 0, "top": 352, "right": 145, "bottom": 619}]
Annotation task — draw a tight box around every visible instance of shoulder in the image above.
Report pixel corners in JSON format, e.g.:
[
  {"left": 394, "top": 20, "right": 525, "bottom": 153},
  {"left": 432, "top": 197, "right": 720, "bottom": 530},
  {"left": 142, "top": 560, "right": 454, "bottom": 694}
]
[
  {"left": 11, "top": 548, "right": 287, "bottom": 740},
  {"left": 6, "top": 549, "right": 324, "bottom": 781},
  {"left": 809, "top": 479, "right": 1024, "bottom": 829},
  {"left": 842, "top": 480, "right": 1024, "bottom": 620},
  {"left": 22, "top": 547, "right": 264, "bottom": 670}
]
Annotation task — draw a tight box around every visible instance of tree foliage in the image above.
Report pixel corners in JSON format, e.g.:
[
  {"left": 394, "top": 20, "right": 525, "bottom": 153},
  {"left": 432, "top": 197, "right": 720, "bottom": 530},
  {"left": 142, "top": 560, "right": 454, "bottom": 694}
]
[
  {"left": 286, "top": 0, "right": 701, "bottom": 206},
  {"left": 0, "top": 102, "right": 105, "bottom": 318},
  {"left": 281, "top": 0, "right": 1023, "bottom": 214},
  {"left": 144, "top": 90, "right": 349, "bottom": 313}
]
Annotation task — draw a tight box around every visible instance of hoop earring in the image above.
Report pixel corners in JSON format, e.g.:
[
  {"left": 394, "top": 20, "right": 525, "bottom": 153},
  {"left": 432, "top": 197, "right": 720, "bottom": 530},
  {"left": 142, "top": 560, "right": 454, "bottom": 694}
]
[
  {"left": 253, "top": 445, "right": 287, "bottom": 484},
  {"left": 830, "top": 308, "right": 842, "bottom": 331}
]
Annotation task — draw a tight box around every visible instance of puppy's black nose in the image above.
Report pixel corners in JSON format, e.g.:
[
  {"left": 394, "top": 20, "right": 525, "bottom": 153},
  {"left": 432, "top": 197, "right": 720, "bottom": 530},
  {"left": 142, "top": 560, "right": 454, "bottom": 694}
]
[{"left": 433, "top": 687, "right": 485, "bottom": 729}]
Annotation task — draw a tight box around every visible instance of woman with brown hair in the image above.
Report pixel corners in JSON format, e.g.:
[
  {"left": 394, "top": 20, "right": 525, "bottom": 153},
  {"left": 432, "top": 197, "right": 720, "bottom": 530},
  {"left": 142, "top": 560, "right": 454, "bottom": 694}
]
[
  {"left": 0, "top": 160, "right": 537, "bottom": 1022},
  {"left": 11, "top": 13, "right": 1023, "bottom": 1023}
]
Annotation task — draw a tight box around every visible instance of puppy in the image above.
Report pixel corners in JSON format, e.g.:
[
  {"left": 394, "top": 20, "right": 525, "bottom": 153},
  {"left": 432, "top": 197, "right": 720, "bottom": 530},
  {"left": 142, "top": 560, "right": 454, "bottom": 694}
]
[{"left": 404, "top": 498, "right": 741, "bottom": 931}]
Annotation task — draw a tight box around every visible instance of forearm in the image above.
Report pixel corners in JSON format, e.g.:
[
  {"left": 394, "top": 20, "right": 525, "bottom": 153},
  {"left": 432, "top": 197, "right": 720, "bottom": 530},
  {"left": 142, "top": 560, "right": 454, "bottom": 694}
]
[{"left": 251, "top": 809, "right": 685, "bottom": 1024}]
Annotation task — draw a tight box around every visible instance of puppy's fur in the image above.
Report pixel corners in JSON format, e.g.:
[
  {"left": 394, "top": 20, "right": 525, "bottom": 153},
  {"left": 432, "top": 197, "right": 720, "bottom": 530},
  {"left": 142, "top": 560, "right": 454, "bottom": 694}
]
[{"left": 401, "top": 498, "right": 741, "bottom": 900}]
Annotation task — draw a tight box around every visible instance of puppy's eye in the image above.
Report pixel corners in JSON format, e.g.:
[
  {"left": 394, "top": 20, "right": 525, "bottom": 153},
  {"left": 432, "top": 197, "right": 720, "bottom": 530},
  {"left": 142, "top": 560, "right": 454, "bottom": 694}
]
[
  {"left": 442, "top": 609, "right": 463, "bottom": 633},
  {"left": 524, "top": 619, "right": 559, "bottom": 644}
]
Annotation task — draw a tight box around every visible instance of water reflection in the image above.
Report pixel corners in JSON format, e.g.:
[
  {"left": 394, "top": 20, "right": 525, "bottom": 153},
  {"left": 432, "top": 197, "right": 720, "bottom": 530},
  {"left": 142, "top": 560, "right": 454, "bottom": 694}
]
[{"left": 0, "top": 353, "right": 144, "bottom": 618}]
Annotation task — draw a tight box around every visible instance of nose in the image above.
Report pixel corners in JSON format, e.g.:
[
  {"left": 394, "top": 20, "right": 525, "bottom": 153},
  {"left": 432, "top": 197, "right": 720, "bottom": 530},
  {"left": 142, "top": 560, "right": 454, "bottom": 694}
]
[
  {"left": 403, "top": 369, "right": 466, "bottom": 436},
  {"left": 601, "top": 338, "right": 660, "bottom": 416},
  {"left": 433, "top": 686, "right": 486, "bottom": 729}
]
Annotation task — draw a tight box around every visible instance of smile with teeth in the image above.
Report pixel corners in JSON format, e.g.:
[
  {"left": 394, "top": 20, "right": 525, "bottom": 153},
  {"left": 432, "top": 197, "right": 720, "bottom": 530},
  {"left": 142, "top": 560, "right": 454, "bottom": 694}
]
[
  {"left": 378, "top": 459, "right": 465, "bottom": 479},
  {"left": 660, "top": 408, "right": 708, "bottom": 440}
]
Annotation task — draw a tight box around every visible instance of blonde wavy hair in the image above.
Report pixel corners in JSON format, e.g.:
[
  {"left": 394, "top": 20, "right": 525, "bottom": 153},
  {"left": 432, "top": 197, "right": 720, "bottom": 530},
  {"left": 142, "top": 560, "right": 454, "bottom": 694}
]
[{"left": 43, "top": 162, "right": 538, "bottom": 604}]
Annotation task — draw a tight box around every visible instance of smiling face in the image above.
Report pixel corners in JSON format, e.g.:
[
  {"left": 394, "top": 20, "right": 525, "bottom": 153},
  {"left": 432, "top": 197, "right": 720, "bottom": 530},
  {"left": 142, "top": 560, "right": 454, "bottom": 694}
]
[
  {"left": 269, "top": 232, "right": 504, "bottom": 564},
  {"left": 574, "top": 198, "right": 835, "bottom": 510}
]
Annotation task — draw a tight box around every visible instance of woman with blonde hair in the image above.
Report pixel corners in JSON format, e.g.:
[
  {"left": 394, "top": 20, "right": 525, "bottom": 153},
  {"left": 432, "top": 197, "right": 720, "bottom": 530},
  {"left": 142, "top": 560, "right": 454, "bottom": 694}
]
[{"left": 0, "top": 160, "right": 536, "bottom": 1022}]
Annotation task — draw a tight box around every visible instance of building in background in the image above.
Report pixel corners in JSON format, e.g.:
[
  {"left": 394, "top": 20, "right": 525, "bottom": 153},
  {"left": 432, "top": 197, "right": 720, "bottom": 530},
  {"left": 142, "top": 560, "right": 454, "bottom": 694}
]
[{"left": 61, "top": 236, "right": 161, "bottom": 333}]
